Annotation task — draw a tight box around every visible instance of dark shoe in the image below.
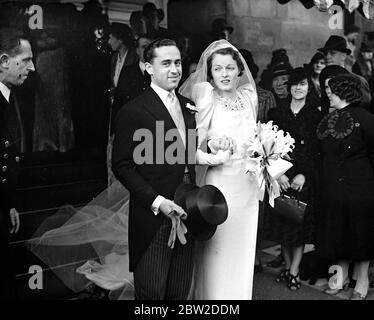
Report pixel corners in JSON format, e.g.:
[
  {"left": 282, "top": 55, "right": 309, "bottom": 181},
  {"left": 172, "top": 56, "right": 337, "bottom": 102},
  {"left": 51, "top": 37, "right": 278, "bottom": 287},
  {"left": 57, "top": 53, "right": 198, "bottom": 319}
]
[
  {"left": 267, "top": 255, "right": 284, "bottom": 268},
  {"left": 288, "top": 273, "right": 301, "bottom": 291},
  {"left": 275, "top": 269, "right": 290, "bottom": 283}
]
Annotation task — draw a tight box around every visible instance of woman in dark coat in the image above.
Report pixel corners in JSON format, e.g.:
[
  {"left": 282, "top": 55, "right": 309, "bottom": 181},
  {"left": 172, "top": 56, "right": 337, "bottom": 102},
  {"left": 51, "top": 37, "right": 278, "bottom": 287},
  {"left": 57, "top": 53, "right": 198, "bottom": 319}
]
[
  {"left": 266, "top": 67, "right": 322, "bottom": 290},
  {"left": 316, "top": 74, "right": 374, "bottom": 300}
]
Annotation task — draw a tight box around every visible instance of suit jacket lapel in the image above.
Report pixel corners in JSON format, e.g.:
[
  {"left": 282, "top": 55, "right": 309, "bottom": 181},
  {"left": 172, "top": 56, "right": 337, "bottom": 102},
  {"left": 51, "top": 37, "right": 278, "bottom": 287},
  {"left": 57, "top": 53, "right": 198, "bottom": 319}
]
[
  {"left": 124, "top": 48, "right": 137, "bottom": 67},
  {"left": 0, "top": 91, "right": 8, "bottom": 107},
  {"left": 110, "top": 52, "right": 118, "bottom": 84},
  {"left": 118, "top": 49, "right": 138, "bottom": 82},
  {"left": 177, "top": 93, "right": 195, "bottom": 132}
]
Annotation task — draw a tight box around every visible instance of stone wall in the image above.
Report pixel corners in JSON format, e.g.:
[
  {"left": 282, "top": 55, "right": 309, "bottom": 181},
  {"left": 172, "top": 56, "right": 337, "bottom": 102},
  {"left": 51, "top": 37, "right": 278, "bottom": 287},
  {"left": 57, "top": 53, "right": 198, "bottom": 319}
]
[{"left": 227, "top": 0, "right": 343, "bottom": 76}]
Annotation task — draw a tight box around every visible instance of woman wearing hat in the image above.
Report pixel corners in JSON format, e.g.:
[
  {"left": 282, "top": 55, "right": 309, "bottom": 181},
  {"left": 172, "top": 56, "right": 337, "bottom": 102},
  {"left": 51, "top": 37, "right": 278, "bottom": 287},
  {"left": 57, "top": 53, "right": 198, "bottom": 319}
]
[
  {"left": 266, "top": 67, "right": 322, "bottom": 291},
  {"left": 316, "top": 74, "right": 374, "bottom": 299},
  {"left": 179, "top": 40, "right": 258, "bottom": 299}
]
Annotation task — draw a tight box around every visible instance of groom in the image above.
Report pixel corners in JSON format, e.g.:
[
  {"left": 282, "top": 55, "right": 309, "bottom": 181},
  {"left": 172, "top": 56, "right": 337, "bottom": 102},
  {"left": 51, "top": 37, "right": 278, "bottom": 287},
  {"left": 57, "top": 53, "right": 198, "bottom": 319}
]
[{"left": 112, "top": 39, "right": 196, "bottom": 300}]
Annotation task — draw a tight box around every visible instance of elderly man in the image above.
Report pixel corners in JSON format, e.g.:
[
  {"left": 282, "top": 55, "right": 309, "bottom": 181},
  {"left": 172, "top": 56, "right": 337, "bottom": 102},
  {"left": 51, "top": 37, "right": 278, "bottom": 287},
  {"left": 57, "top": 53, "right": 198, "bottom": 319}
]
[{"left": 0, "top": 28, "right": 35, "bottom": 299}]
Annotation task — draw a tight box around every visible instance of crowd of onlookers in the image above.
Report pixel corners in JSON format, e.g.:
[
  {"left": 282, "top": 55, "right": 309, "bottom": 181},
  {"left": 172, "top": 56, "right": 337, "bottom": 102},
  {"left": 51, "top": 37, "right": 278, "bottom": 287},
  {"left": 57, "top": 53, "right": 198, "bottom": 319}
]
[{"left": 251, "top": 25, "right": 374, "bottom": 300}]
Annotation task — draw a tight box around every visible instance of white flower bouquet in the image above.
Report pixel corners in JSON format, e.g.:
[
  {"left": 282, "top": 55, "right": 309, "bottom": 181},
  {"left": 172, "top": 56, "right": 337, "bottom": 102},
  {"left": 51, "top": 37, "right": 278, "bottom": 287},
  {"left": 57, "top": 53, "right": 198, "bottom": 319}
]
[{"left": 243, "top": 121, "right": 295, "bottom": 206}]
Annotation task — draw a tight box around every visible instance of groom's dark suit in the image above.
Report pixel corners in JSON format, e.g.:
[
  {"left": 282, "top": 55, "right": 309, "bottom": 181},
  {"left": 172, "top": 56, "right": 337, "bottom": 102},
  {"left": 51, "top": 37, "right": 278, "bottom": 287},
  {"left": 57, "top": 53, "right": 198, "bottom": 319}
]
[{"left": 112, "top": 86, "right": 196, "bottom": 299}]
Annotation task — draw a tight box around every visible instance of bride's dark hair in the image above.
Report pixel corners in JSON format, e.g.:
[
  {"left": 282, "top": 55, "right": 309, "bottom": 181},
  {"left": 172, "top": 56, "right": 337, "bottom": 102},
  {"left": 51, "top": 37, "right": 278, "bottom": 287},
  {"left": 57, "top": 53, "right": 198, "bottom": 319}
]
[{"left": 206, "top": 47, "right": 244, "bottom": 80}]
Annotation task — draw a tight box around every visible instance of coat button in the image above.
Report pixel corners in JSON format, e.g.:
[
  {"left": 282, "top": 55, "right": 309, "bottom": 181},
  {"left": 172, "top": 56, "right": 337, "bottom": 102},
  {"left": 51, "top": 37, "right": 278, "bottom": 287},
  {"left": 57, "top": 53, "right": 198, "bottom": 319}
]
[
  {"left": 2, "top": 178, "right": 7, "bottom": 184},
  {"left": 15, "top": 156, "right": 20, "bottom": 163},
  {"left": 4, "top": 141, "right": 9, "bottom": 148},
  {"left": 2, "top": 166, "right": 7, "bottom": 172},
  {"left": 3, "top": 153, "right": 8, "bottom": 159}
]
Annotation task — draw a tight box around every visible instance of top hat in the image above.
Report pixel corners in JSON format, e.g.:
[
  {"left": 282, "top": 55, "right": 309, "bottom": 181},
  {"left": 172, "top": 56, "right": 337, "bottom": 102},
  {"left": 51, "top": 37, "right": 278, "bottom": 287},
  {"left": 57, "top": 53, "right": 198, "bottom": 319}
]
[
  {"left": 174, "top": 184, "right": 228, "bottom": 241},
  {"left": 210, "top": 18, "right": 234, "bottom": 35},
  {"left": 318, "top": 35, "right": 351, "bottom": 55}
]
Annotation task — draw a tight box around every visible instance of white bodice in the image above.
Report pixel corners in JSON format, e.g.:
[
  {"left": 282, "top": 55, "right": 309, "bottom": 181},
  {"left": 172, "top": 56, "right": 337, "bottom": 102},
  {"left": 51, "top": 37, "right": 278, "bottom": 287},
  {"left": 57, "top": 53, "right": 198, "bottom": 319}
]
[{"left": 192, "top": 82, "right": 258, "bottom": 163}]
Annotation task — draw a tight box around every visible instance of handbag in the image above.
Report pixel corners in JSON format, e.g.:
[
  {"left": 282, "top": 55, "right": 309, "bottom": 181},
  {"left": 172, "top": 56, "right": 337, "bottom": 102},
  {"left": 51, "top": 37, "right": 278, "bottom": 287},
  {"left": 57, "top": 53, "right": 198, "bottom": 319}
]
[{"left": 273, "top": 194, "right": 307, "bottom": 224}]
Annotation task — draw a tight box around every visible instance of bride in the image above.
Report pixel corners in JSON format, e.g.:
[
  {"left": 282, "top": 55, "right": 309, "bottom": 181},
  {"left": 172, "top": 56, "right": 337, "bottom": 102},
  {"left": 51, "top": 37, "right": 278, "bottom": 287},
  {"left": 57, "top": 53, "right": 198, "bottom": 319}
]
[
  {"left": 179, "top": 39, "right": 259, "bottom": 300},
  {"left": 27, "top": 40, "right": 259, "bottom": 301}
]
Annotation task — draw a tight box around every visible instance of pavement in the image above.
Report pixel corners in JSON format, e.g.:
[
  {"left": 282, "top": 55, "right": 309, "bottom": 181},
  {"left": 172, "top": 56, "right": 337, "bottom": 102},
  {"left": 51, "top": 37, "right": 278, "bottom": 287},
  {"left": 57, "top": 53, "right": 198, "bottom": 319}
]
[{"left": 253, "top": 242, "right": 374, "bottom": 300}]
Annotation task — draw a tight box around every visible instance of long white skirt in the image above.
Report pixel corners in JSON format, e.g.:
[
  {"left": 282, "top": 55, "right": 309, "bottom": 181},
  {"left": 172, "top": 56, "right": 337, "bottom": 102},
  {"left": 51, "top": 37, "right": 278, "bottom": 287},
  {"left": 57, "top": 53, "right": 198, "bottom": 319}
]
[{"left": 193, "top": 159, "right": 259, "bottom": 300}]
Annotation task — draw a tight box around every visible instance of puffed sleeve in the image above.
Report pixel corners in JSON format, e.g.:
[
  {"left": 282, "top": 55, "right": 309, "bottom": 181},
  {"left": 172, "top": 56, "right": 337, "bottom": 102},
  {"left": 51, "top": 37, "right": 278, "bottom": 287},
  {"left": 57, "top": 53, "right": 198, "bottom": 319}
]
[{"left": 192, "top": 82, "right": 231, "bottom": 165}]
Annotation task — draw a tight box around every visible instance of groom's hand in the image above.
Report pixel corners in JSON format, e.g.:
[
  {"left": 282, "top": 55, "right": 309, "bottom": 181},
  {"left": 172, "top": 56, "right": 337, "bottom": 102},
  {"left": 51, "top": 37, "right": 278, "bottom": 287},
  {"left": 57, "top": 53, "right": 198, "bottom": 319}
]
[
  {"left": 159, "top": 199, "right": 187, "bottom": 220},
  {"left": 160, "top": 199, "right": 188, "bottom": 249}
]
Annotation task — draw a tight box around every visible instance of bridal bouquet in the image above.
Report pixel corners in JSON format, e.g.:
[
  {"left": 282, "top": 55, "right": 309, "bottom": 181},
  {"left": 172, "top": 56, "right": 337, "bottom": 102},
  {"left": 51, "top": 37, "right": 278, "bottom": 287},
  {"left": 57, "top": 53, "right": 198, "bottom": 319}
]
[{"left": 243, "top": 121, "right": 295, "bottom": 207}]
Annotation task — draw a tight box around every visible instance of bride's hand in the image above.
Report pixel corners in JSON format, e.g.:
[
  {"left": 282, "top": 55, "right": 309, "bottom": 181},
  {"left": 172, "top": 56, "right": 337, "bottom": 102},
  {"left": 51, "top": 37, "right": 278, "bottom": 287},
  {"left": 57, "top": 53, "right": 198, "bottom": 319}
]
[
  {"left": 226, "top": 136, "right": 236, "bottom": 155},
  {"left": 210, "top": 136, "right": 235, "bottom": 153}
]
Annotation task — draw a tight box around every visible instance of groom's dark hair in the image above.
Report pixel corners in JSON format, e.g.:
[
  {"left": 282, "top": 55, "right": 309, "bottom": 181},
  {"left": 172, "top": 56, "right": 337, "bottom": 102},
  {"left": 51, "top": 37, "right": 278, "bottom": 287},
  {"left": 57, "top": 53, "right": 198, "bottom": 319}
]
[{"left": 144, "top": 38, "right": 178, "bottom": 63}]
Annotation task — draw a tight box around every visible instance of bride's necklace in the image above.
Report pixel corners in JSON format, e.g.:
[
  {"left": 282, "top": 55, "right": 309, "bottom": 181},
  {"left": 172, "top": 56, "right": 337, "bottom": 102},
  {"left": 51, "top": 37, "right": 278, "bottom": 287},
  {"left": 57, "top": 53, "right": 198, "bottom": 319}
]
[{"left": 218, "top": 94, "right": 245, "bottom": 112}]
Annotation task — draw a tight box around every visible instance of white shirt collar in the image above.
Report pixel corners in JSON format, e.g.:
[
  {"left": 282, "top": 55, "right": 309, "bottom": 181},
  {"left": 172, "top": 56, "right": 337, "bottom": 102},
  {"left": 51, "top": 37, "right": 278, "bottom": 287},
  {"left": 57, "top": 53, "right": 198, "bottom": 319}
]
[
  {"left": 150, "top": 82, "right": 176, "bottom": 108},
  {"left": 0, "top": 81, "right": 10, "bottom": 102}
]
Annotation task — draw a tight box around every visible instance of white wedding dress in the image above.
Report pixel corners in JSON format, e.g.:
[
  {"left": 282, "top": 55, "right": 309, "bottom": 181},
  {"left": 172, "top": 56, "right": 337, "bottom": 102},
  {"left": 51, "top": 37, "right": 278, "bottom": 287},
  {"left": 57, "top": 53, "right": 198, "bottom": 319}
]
[{"left": 192, "top": 82, "right": 259, "bottom": 300}]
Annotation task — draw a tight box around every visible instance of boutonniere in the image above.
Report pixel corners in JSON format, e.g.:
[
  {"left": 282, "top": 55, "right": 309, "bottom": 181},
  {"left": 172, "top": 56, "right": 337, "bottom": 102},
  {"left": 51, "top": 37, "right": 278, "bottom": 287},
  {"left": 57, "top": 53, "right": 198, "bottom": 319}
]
[{"left": 185, "top": 103, "right": 198, "bottom": 114}]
